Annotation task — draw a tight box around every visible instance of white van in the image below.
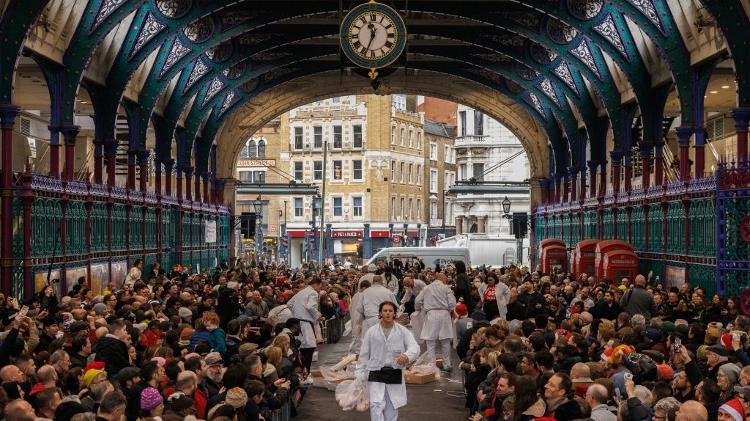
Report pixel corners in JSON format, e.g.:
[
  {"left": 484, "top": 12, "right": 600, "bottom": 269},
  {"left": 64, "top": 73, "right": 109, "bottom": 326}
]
[{"left": 366, "top": 247, "right": 471, "bottom": 269}]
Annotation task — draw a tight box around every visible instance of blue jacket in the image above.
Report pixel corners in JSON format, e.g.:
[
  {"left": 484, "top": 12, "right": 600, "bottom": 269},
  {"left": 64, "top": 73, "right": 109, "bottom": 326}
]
[{"left": 208, "top": 328, "right": 227, "bottom": 355}]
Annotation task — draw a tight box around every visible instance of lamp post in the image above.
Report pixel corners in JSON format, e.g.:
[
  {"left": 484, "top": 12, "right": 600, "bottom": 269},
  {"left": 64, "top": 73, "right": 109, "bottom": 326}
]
[
  {"left": 501, "top": 196, "right": 523, "bottom": 264},
  {"left": 251, "top": 195, "right": 264, "bottom": 263}
]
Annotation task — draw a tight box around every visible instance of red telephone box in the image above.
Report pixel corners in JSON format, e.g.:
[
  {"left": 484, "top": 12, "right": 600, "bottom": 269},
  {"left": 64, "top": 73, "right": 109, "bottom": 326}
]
[
  {"left": 594, "top": 240, "right": 634, "bottom": 280},
  {"left": 540, "top": 239, "right": 567, "bottom": 273},
  {"left": 602, "top": 250, "right": 639, "bottom": 281},
  {"left": 571, "top": 240, "right": 598, "bottom": 277}
]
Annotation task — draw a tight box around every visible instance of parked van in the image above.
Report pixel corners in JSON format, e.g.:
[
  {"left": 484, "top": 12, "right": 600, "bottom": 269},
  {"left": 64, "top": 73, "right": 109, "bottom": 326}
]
[{"left": 367, "top": 247, "right": 471, "bottom": 269}]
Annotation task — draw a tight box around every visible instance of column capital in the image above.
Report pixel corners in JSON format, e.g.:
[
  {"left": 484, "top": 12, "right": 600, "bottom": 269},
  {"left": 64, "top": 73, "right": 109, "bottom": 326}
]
[
  {"left": 587, "top": 160, "right": 599, "bottom": 171},
  {"left": 103, "top": 138, "right": 118, "bottom": 156},
  {"left": 182, "top": 166, "right": 194, "bottom": 178},
  {"left": 0, "top": 104, "right": 19, "bottom": 129},
  {"left": 610, "top": 150, "right": 623, "bottom": 164},
  {"left": 59, "top": 125, "right": 80, "bottom": 144},
  {"left": 137, "top": 149, "right": 151, "bottom": 165},
  {"left": 732, "top": 108, "right": 750, "bottom": 131},
  {"left": 675, "top": 126, "right": 694, "bottom": 145}
]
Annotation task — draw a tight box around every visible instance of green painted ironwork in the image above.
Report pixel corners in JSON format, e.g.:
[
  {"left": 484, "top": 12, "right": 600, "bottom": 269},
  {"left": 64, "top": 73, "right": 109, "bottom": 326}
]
[
  {"left": 721, "top": 198, "right": 750, "bottom": 262},
  {"left": 631, "top": 206, "right": 645, "bottom": 252},
  {"left": 603, "top": 208, "right": 613, "bottom": 239},
  {"left": 666, "top": 201, "right": 684, "bottom": 254},
  {"left": 92, "top": 203, "right": 107, "bottom": 252},
  {"left": 648, "top": 204, "right": 663, "bottom": 253},
  {"left": 617, "top": 210, "right": 627, "bottom": 241},
  {"left": 584, "top": 211, "right": 597, "bottom": 239},
  {"left": 724, "top": 271, "right": 750, "bottom": 300},
  {"left": 688, "top": 199, "right": 715, "bottom": 257},
  {"left": 12, "top": 198, "right": 23, "bottom": 259},
  {"left": 689, "top": 264, "right": 717, "bottom": 297}
]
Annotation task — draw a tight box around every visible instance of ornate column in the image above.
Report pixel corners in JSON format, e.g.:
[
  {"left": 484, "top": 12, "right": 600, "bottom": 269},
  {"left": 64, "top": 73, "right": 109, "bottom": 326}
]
[
  {"left": 640, "top": 143, "right": 651, "bottom": 191},
  {"left": 598, "top": 160, "right": 607, "bottom": 198},
  {"left": 694, "top": 127, "right": 706, "bottom": 178},
  {"left": 154, "top": 160, "right": 162, "bottom": 197},
  {"left": 578, "top": 167, "right": 585, "bottom": 203},
  {"left": 623, "top": 151, "right": 633, "bottom": 194},
  {"left": 675, "top": 126, "right": 693, "bottom": 181},
  {"left": 104, "top": 138, "right": 118, "bottom": 187},
  {"left": 138, "top": 150, "right": 150, "bottom": 193},
  {"left": 175, "top": 166, "right": 184, "bottom": 201},
  {"left": 568, "top": 168, "right": 577, "bottom": 204},
  {"left": 215, "top": 179, "right": 226, "bottom": 205},
  {"left": 587, "top": 161, "right": 598, "bottom": 198},
  {"left": 126, "top": 150, "right": 136, "bottom": 191},
  {"left": 202, "top": 173, "right": 210, "bottom": 204},
  {"left": 48, "top": 125, "right": 61, "bottom": 179},
  {"left": 61, "top": 125, "right": 80, "bottom": 182},
  {"left": 164, "top": 159, "right": 174, "bottom": 197},
  {"left": 563, "top": 173, "right": 570, "bottom": 203},
  {"left": 610, "top": 151, "right": 622, "bottom": 196},
  {"left": 194, "top": 171, "right": 202, "bottom": 203},
  {"left": 654, "top": 142, "right": 665, "bottom": 187},
  {"left": 93, "top": 138, "right": 104, "bottom": 185},
  {"left": 21, "top": 170, "right": 33, "bottom": 300},
  {"left": 184, "top": 167, "right": 193, "bottom": 202},
  {"left": 732, "top": 108, "right": 750, "bottom": 163},
  {"left": 0, "top": 105, "right": 19, "bottom": 296}
]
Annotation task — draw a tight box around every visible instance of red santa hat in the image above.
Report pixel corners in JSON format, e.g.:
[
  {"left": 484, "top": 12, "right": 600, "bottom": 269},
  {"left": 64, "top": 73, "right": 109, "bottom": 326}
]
[
  {"left": 720, "top": 399, "right": 746, "bottom": 421},
  {"left": 722, "top": 332, "right": 734, "bottom": 350},
  {"left": 455, "top": 303, "right": 468, "bottom": 317}
]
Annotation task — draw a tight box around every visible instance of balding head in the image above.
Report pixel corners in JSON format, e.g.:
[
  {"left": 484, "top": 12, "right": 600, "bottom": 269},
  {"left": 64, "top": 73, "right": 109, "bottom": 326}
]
[
  {"left": 0, "top": 365, "right": 24, "bottom": 383},
  {"left": 372, "top": 275, "right": 383, "bottom": 285},
  {"left": 5, "top": 399, "right": 35, "bottom": 421},
  {"left": 676, "top": 400, "right": 707, "bottom": 421},
  {"left": 634, "top": 274, "right": 646, "bottom": 287},
  {"left": 586, "top": 383, "right": 609, "bottom": 405},
  {"left": 403, "top": 277, "right": 413, "bottom": 288},
  {"left": 570, "top": 362, "right": 591, "bottom": 381},
  {"left": 37, "top": 364, "right": 57, "bottom": 384}
]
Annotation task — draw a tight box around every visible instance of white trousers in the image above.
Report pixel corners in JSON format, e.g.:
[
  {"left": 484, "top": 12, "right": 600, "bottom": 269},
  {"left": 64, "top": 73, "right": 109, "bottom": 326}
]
[
  {"left": 425, "top": 338, "right": 452, "bottom": 369},
  {"left": 370, "top": 386, "right": 398, "bottom": 421}
]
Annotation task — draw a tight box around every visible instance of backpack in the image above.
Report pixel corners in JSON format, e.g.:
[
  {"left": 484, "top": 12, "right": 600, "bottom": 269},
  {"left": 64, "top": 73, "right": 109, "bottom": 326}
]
[{"left": 622, "top": 352, "right": 657, "bottom": 383}]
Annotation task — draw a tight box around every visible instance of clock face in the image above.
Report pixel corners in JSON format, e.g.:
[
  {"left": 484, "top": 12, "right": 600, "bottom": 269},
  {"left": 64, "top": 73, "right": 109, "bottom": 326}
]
[{"left": 340, "top": 2, "right": 406, "bottom": 69}]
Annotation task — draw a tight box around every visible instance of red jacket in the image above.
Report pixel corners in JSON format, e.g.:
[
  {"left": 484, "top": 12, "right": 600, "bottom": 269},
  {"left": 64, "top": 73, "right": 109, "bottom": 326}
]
[
  {"left": 162, "top": 385, "right": 207, "bottom": 419},
  {"left": 139, "top": 329, "right": 162, "bottom": 347}
]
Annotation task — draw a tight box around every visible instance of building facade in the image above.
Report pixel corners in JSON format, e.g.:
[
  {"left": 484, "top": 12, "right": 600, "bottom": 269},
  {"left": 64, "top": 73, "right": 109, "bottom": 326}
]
[
  {"left": 423, "top": 119, "right": 458, "bottom": 242},
  {"left": 259, "top": 94, "right": 428, "bottom": 266},
  {"left": 451, "top": 104, "right": 532, "bottom": 264}
]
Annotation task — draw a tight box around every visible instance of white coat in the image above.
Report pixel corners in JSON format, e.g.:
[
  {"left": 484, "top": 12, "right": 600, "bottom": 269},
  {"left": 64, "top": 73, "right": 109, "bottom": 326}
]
[
  {"left": 355, "top": 284, "right": 398, "bottom": 338},
  {"left": 401, "top": 279, "right": 427, "bottom": 303},
  {"left": 415, "top": 281, "right": 456, "bottom": 340},
  {"left": 356, "top": 322, "right": 420, "bottom": 409},
  {"left": 287, "top": 286, "right": 321, "bottom": 349}
]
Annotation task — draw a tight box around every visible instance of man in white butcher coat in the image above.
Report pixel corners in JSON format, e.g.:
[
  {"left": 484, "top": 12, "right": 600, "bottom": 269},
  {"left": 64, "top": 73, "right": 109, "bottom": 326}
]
[
  {"left": 415, "top": 273, "right": 456, "bottom": 370},
  {"left": 348, "top": 279, "right": 371, "bottom": 353},
  {"left": 354, "top": 275, "right": 398, "bottom": 345},
  {"left": 356, "top": 301, "right": 420, "bottom": 421},
  {"left": 287, "top": 277, "right": 323, "bottom": 372}
]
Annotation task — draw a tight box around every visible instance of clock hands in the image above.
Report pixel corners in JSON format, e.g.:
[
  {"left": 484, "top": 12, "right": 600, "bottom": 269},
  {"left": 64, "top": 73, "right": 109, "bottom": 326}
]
[{"left": 366, "top": 22, "right": 376, "bottom": 52}]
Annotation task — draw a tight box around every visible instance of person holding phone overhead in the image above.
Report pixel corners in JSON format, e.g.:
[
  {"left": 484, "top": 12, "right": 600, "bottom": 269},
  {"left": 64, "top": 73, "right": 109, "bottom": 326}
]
[{"left": 356, "top": 301, "right": 419, "bottom": 421}]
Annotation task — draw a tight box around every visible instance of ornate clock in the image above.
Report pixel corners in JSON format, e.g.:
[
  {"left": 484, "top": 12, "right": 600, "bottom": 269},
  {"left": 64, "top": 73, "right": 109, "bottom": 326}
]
[{"left": 340, "top": 0, "right": 407, "bottom": 78}]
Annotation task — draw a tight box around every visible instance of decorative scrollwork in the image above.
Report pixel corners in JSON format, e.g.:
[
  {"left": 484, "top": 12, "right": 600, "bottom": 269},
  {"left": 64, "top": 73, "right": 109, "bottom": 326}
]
[
  {"left": 160, "top": 37, "right": 190, "bottom": 77},
  {"left": 93, "top": 0, "right": 127, "bottom": 30},
  {"left": 570, "top": 39, "right": 601, "bottom": 79},
  {"left": 627, "top": 0, "right": 664, "bottom": 32},
  {"left": 546, "top": 18, "right": 579, "bottom": 44},
  {"left": 183, "top": 17, "right": 214, "bottom": 43},
  {"left": 202, "top": 78, "right": 224, "bottom": 106},
  {"left": 185, "top": 58, "right": 209, "bottom": 91},
  {"left": 155, "top": 0, "right": 190, "bottom": 19},
  {"left": 566, "top": 0, "right": 604, "bottom": 20},
  {"left": 130, "top": 13, "right": 166, "bottom": 59},
  {"left": 593, "top": 14, "right": 628, "bottom": 59},
  {"left": 553, "top": 61, "right": 578, "bottom": 94}
]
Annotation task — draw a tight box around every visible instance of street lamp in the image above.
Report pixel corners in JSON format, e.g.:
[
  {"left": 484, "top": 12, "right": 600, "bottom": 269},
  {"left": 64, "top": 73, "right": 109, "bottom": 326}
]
[
  {"left": 502, "top": 196, "right": 511, "bottom": 215},
  {"left": 251, "top": 195, "right": 263, "bottom": 262}
]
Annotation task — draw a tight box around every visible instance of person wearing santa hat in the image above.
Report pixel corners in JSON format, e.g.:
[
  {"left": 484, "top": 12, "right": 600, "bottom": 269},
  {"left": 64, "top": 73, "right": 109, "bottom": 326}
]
[{"left": 719, "top": 398, "right": 746, "bottom": 421}]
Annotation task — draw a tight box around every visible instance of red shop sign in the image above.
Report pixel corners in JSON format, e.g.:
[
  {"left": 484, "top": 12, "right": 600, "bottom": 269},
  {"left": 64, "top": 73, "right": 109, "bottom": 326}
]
[
  {"left": 371, "top": 230, "right": 390, "bottom": 238},
  {"left": 332, "top": 231, "right": 363, "bottom": 238}
]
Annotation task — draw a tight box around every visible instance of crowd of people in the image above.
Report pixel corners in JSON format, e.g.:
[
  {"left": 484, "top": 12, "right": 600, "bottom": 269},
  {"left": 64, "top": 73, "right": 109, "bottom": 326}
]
[{"left": 0, "top": 254, "right": 746, "bottom": 421}]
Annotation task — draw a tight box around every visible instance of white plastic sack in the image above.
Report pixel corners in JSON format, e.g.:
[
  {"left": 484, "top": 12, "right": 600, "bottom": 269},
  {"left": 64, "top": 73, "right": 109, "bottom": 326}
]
[
  {"left": 407, "top": 351, "right": 441, "bottom": 379},
  {"left": 319, "top": 354, "right": 357, "bottom": 383},
  {"left": 335, "top": 378, "right": 370, "bottom": 412}
]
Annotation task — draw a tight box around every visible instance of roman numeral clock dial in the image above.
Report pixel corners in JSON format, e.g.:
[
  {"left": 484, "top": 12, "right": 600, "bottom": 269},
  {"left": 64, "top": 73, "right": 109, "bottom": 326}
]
[{"left": 340, "top": 1, "right": 407, "bottom": 78}]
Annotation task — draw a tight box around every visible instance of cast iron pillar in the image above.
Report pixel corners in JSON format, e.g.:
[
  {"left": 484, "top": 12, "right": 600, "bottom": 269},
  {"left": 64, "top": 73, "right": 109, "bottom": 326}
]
[
  {"left": 610, "top": 151, "right": 622, "bottom": 196},
  {"left": 587, "top": 161, "right": 598, "bottom": 198},
  {"left": 562, "top": 173, "right": 570, "bottom": 203},
  {"left": 568, "top": 168, "right": 577, "bottom": 204},
  {"left": 599, "top": 160, "right": 607, "bottom": 199},
  {"left": 202, "top": 173, "right": 210, "bottom": 204},
  {"left": 654, "top": 142, "right": 665, "bottom": 187},
  {"left": 163, "top": 159, "right": 174, "bottom": 197},
  {"left": 363, "top": 223, "right": 372, "bottom": 259},
  {"left": 154, "top": 159, "right": 162, "bottom": 196},
  {"left": 184, "top": 167, "right": 193, "bottom": 202},
  {"left": 623, "top": 152, "right": 633, "bottom": 194},
  {"left": 126, "top": 150, "right": 136, "bottom": 191},
  {"left": 694, "top": 127, "right": 706, "bottom": 178},
  {"left": 138, "top": 150, "right": 150, "bottom": 193},
  {"left": 93, "top": 138, "right": 104, "bottom": 185},
  {"left": 193, "top": 170, "right": 201, "bottom": 203},
  {"left": 732, "top": 108, "right": 750, "bottom": 163},
  {"left": 0, "top": 105, "right": 19, "bottom": 297},
  {"left": 640, "top": 143, "right": 651, "bottom": 192},
  {"left": 675, "top": 126, "right": 693, "bottom": 181},
  {"left": 61, "top": 125, "right": 80, "bottom": 182},
  {"left": 175, "top": 166, "right": 183, "bottom": 201},
  {"left": 104, "top": 139, "right": 118, "bottom": 187},
  {"left": 48, "top": 125, "right": 61, "bottom": 179}
]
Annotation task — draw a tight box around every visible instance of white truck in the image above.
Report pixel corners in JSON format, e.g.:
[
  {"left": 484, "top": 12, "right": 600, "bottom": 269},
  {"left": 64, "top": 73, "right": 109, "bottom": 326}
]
[{"left": 436, "top": 234, "right": 529, "bottom": 267}]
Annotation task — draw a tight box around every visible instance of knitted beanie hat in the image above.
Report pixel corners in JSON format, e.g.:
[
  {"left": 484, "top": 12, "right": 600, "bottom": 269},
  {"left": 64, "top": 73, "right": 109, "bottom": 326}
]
[
  {"left": 140, "top": 387, "right": 164, "bottom": 411},
  {"left": 720, "top": 399, "right": 746, "bottom": 421}
]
